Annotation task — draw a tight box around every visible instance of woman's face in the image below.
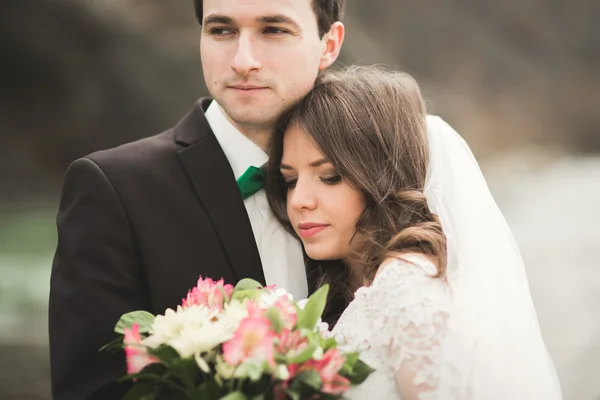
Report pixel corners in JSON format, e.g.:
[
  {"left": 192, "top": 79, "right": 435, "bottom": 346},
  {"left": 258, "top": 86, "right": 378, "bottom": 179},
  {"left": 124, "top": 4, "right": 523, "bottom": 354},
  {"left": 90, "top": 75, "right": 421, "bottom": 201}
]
[{"left": 280, "top": 124, "right": 366, "bottom": 260}]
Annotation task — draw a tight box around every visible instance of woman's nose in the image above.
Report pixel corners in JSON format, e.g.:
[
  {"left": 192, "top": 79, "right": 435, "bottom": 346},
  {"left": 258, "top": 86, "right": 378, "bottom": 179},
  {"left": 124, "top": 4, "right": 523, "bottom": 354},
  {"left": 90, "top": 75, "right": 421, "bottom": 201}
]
[{"left": 289, "top": 178, "right": 318, "bottom": 211}]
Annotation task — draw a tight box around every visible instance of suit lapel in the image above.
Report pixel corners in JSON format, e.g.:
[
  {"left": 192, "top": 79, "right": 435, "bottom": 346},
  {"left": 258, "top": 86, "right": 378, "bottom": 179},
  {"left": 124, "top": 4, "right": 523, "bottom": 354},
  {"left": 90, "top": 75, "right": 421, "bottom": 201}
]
[{"left": 174, "top": 99, "right": 266, "bottom": 285}]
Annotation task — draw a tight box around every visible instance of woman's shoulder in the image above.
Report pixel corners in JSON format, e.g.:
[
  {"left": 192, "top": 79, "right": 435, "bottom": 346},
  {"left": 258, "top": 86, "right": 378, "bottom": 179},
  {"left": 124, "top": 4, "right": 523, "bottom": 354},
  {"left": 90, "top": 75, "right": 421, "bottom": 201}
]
[
  {"left": 376, "top": 253, "right": 439, "bottom": 280},
  {"left": 363, "top": 253, "right": 449, "bottom": 305},
  {"left": 341, "top": 253, "right": 451, "bottom": 339}
]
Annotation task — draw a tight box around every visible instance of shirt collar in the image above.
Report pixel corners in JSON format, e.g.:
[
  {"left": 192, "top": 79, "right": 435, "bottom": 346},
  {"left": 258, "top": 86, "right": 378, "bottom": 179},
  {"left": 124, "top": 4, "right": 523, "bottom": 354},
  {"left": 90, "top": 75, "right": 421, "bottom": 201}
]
[{"left": 205, "top": 100, "right": 268, "bottom": 180}]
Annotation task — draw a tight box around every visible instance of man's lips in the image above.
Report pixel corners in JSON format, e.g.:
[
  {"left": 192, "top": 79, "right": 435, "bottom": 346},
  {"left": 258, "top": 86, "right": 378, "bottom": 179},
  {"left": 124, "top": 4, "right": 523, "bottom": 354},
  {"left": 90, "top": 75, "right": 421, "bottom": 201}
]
[
  {"left": 227, "top": 85, "right": 268, "bottom": 91},
  {"left": 297, "top": 223, "right": 329, "bottom": 238}
]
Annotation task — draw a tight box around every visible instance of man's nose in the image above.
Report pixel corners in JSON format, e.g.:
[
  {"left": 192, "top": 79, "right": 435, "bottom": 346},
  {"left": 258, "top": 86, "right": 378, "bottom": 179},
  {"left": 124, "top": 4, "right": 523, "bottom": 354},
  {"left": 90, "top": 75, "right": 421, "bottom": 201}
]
[{"left": 230, "top": 34, "right": 261, "bottom": 76}]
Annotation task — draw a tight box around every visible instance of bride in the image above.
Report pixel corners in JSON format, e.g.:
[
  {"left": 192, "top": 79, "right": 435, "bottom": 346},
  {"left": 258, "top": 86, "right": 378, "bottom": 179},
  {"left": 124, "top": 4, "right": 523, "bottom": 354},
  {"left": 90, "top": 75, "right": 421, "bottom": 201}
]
[{"left": 265, "top": 66, "right": 562, "bottom": 399}]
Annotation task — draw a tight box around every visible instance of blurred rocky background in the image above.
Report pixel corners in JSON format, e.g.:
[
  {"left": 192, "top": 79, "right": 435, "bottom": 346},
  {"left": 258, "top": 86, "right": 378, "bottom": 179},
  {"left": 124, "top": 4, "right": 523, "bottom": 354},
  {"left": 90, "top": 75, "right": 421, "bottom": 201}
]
[{"left": 0, "top": 0, "right": 598, "bottom": 399}]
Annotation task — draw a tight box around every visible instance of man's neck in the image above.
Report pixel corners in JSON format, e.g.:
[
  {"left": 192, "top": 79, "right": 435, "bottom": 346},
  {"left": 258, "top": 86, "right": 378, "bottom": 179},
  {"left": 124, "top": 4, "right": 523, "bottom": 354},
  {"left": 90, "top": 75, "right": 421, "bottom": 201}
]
[
  {"left": 223, "top": 113, "right": 272, "bottom": 153},
  {"left": 236, "top": 125, "right": 272, "bottom": 153}
]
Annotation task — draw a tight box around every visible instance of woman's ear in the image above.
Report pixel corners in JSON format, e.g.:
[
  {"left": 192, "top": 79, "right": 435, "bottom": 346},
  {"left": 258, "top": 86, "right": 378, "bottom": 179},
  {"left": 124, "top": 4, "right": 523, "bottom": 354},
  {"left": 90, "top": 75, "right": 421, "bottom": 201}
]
[{"left": 318, "top": 22, "right": 345, "bottom": 71}]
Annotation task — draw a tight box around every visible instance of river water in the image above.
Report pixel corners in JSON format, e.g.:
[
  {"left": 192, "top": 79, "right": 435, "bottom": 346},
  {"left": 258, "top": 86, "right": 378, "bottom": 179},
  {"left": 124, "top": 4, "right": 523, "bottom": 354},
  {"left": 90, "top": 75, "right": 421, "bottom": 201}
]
[{"left": 486, "top": 154, "right": 600, "bottom": 400}]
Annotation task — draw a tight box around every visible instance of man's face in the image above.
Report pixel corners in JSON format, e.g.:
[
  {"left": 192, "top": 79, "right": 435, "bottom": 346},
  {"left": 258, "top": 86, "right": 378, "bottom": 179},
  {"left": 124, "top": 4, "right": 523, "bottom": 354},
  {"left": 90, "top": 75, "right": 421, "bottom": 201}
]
[{"left": 200, "top": 0, "right": 331, "bottom": 131}]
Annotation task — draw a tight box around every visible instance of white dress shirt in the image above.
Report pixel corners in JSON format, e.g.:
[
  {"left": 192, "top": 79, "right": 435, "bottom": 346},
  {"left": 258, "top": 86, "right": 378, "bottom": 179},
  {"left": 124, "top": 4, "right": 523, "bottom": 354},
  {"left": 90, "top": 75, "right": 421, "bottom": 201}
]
[{"left": 205, "top": 101, "right": 308, "bottom": 301}]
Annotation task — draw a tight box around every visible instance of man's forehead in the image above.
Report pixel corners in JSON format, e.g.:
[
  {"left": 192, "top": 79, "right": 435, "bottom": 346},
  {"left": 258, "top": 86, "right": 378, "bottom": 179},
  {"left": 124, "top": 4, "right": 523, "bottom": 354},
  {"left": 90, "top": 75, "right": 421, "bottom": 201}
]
[{"left": 202, "top": 0, "right": 314, "bottom": 22}]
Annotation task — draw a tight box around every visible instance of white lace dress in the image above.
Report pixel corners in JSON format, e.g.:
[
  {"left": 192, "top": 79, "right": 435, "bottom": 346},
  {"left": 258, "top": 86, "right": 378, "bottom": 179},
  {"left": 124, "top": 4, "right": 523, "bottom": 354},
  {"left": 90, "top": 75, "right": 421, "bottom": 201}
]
[{"left": 331, "top": 255, "right": 451, "bottom": 400}]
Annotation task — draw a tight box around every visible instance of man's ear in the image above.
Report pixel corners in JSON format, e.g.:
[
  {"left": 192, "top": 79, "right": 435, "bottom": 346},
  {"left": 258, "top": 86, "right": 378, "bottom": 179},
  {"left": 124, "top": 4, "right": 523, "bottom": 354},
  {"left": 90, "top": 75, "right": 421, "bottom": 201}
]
[{"left": 318, "top": 22, "right": 345, "bottom": 71}]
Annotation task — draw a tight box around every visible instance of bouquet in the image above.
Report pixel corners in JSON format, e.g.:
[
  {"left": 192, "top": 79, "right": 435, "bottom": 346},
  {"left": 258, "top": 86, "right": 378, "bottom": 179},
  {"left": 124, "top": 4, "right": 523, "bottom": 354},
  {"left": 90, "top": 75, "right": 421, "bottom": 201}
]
[{"left": 103, "top": 277, "right": 374, "bottom": 400}]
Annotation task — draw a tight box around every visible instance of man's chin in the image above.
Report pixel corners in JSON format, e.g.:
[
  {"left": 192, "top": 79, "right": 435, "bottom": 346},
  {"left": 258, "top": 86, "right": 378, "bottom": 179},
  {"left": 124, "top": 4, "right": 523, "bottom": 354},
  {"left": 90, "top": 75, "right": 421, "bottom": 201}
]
[{"left": 220, "top": 103, "right": 280, "bottom": 127}]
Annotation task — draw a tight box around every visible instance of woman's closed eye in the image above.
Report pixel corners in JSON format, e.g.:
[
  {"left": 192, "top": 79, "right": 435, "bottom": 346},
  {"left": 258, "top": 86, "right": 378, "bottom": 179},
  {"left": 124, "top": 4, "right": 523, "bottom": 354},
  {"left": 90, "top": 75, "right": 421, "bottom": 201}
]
[
  {"left": 320, "top": 175, "right": 342, "bottom": 185},
  {"left": 282, "top": 174, "right": 341, "bottom": 191},
  {"left": 283, "top": 178, "right": 297, "bottom": 190}
]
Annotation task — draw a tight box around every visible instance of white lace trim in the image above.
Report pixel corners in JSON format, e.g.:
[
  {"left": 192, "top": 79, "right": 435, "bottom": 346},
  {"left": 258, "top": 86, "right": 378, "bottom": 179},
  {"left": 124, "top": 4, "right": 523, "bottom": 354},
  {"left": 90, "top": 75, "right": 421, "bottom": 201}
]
[{"left": 333, "top": 256, "right": 462, "bottom": 399}]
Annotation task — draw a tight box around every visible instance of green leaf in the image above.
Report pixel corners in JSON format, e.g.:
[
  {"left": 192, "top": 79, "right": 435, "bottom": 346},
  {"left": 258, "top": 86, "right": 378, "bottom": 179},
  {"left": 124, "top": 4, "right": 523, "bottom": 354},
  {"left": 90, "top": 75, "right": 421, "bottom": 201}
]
[
  {"left": 340, "top": 352, "right": 359, "bottom": 373},
  {"left": 353, "top": 359, "right": 376, "bottom": 381},
  {"left": 286, "top": 341, "right": 318, "bottom": 364},
  {"left": 217, "top": 285, "right": 230, "bottom": 303},
  {"left": 220, "top": 391, "right": 250, "bottom": 400},
  {"left": 118, "top": 372, "right": 164, "bottom": 384},
  {"left": 231, "top": 278, "right": 268, "bottom": 303},
  {"left": 246, "top": 362, "right": 264, "bottom": 382},
  {"left": 115, "top": 311, "right": 156, "bottom": 334},
  {"left": 283, "top": 389, "right": 300, "bottom": 400},
  {"left": 99, "top": 336, "right": 124, "bottom": 353},
  {"left": 344, "top": 358, "right": 375, "bottom": 384},
  {"left": 195, "top": 380, "right": 224, "bottom": 399},
  {"left": 315, "top": 393, "right": 339, "bottom": 400},
  {"left": 320, "top": 337, "right": 339, "bottom": 351},
  {"left": 295, "top": 370, "right": 322, "bottom": 390},
  {"left": 231, "top": 289, "right": 263, "bottom": 303},
  {"left": 265, "top": 307, "right": 283, "bottom": 333},
  {"left": 168, "top": 358, "right": 199, "bottom": 390},
  {"left": 148, "top": 345, "right": 181, "bottom": 367},
  {"left": 243, "top": 375, "right": 272, "bottom": 397},
  {"left": 233, "top": 278, "right": 264, "bottom": 292},
  {"left": 122, "top": 381, "right": 157, "bottom": 400},
  {"left": 296, "top": 285, "right": 328, "bottom": 331}
]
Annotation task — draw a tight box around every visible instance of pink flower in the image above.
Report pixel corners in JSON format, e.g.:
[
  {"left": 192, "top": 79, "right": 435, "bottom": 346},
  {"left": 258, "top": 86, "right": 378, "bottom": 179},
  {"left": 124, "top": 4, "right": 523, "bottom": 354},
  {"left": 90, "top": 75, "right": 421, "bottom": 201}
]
[
  {"left": 246, "top": 301, "right": 264, "bottom": 319},
  {"left": 311, "top": 349, "right": 350, "bottom": 394},
  {"left": 182, "top": 276, "right": 233, "bottom": 311},
  {"left": 275, "top": 329, "right": 308, "bottom": 355},
  {"left": 287, "top": 349, "right": 350, "bottom": 395},
  {"left": 321, "top": 373, "right": 351, "bottom": 395},
  {"left": 123, "top": 324, "right": 158, "bottom": 374},
  {"left": 271, "top": 298, "right": 297, "bottom": 330},
  {"left": 222, "top": 304, "right": 275, "bottom": 367}
]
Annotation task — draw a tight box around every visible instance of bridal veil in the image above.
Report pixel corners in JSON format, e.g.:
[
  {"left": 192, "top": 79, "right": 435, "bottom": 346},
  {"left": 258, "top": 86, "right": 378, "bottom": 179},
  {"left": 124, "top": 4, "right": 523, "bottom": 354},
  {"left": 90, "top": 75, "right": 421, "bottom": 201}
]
[{"left": 423, "top": 116, "right": 562, "bottom": 399}]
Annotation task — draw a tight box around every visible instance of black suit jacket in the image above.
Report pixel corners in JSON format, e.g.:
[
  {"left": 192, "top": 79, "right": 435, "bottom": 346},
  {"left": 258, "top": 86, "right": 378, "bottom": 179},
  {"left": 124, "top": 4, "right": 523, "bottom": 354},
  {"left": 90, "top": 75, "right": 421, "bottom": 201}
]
[{"left": 48, "top": 98, "right": 284, "bottom": 399}]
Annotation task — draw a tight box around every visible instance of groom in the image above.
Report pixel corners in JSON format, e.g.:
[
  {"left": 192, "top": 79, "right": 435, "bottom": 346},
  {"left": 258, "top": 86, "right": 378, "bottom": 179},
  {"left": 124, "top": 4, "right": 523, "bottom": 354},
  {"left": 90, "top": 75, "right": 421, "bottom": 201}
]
[{"left": 48, "top": 0, "right": 346, "bottom": 399}]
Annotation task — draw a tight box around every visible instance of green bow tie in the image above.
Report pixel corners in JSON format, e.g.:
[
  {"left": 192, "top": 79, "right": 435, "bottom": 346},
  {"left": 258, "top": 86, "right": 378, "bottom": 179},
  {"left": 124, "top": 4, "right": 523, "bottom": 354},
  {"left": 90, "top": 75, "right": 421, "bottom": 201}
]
[{"left": 236, "top": 166, "right": 266, "bottom": 200}]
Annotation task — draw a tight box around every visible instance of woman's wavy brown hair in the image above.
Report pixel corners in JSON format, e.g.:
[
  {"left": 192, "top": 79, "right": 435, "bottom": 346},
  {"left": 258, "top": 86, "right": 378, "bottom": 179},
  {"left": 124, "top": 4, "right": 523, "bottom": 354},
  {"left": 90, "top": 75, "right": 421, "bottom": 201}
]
[{"left": 266, "top": 66, "right": 447, "bottom": 325}]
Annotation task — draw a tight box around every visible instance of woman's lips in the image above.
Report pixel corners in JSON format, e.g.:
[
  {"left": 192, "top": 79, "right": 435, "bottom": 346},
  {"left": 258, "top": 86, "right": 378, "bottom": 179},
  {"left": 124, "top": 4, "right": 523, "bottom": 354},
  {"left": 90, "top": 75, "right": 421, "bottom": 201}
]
[{"left": 297, "top": 223, "right": 329, "bottom": 238}]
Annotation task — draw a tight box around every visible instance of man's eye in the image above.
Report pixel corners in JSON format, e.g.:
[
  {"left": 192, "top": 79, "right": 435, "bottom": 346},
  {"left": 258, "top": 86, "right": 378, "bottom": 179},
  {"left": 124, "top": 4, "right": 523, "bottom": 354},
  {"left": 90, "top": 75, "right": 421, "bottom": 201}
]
[
  {"left": 263, "top": 27, "right": 288, "bottom": 35},
  {"left": 209, "top": 28, "right": 234, "bottom": 35}
]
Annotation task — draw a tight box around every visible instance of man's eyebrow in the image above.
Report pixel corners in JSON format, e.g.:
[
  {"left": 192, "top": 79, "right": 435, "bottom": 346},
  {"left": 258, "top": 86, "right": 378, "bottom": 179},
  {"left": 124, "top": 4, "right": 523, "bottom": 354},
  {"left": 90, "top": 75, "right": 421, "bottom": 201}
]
[
  {"left": 257, "top": 14, "right": 302, "bottom": 30},
  {"left": 203, "top": 14, "right": 234, "bottom": 26}
]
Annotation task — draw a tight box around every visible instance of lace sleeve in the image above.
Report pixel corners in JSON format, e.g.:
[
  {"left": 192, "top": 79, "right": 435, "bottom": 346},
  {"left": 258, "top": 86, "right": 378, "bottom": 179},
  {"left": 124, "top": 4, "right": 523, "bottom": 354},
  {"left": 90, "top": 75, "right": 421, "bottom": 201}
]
[{"left": 353, "top": 255, "right": 452, "bottom": 400}]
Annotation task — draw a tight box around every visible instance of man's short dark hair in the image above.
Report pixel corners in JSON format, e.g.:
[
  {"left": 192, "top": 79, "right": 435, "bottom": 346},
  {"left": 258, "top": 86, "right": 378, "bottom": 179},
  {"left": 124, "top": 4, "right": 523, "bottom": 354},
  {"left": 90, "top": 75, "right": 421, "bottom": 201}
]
[{"left": 193, "top": 0, "right": 345, "bottom": 37}]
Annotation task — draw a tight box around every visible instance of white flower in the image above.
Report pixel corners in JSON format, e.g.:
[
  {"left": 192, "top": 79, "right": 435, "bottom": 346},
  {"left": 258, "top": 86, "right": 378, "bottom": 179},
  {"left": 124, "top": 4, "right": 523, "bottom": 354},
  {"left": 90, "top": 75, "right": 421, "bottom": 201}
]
[
  {"left": 296, "top": 298, "right": 309, "bottom": 310},
  {"left": 142, "top": 306, "right": 207, "bottom": 348},
  {"left": 316, "top": 321, "right": 332, "bottom": 337},
  {"left": 258, "top": 288, "right": 293, "bottom": 309},
  {"left": 194, "top": 352, "right": 211, "bottom": 373},
  {"left": 312, "top": 346, "right": 324, "bottom": 360},
  {"left": 215, "top": 354, "right": 236, "bottom": 380},
  {"left": 274, "top": 364, "right": 290, "bottom": 380},
  {"left": 170, "top": 318, "right": 234, "bottom": 358},
  {"left": 222, "top": 299, "right": 250, "bottom": 324},
  {"left": 142, "top": 304, "right": 234, "bottom": 358}
]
